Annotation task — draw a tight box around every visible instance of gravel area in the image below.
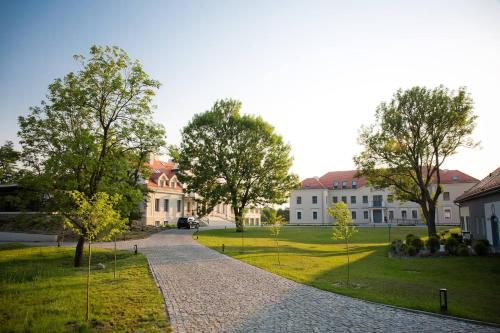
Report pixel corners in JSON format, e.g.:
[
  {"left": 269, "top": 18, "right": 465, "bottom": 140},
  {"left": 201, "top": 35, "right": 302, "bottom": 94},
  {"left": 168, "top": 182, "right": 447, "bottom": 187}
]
[{"left": 121, "top": 229, "right": 499, "bottom": 333}]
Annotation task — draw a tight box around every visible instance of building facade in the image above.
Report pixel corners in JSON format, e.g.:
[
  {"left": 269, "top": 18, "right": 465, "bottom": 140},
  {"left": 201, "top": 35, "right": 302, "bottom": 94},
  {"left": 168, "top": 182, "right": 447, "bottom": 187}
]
[
  {"left": 140, "top": 156, "right": 260, "bottom": 226},
  {"left": 456, "top": 166, "right": 500, "bottom": 250},
  {"left": 290, "top": 170, "right": 478, "bottom": 226}
]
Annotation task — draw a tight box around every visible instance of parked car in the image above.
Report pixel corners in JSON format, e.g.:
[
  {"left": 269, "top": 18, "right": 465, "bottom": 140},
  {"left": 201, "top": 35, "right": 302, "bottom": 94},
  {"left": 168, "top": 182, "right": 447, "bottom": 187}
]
[{"left": 177, "top": 217, "right": 190, "bottom": 229}]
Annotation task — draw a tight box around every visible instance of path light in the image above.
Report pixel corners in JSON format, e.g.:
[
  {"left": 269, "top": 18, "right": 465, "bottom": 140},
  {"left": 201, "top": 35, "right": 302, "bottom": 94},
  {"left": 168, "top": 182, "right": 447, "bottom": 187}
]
[
  {"left": 134, "top": 244, "right": 138, "bottom": 255},
  {"left": 222, "top": 244, "right": 225, "bottom": 252},
  {"left": 440, "top": 288, "right": 448, "bottom": 312},
  {"left": 388, "top": 223, "right": 392, "bottom": 243}
]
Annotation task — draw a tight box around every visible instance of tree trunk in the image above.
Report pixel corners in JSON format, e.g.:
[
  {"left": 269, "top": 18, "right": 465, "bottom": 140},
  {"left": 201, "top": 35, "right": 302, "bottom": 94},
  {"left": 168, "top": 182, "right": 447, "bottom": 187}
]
[
  {"left": 276, "top": 235, "right": 281, "bottom": 266},
  {"left": 235, "top": 211, "right": 244, "bottom": 232},
  {"left": 114, "top": 237, "right": 117, "bottom": 279},
  {"left": 427, "top": 205, "right": 437, "bottom": 237},
  {"left": 86, "top": 241, "right": 92, "bottom": 321},
  {"left": 74, "top": 235, "right": 85, "bottom": 267},
  {"left": 346, "top": 239, "right": 350, "bottom": 287}
]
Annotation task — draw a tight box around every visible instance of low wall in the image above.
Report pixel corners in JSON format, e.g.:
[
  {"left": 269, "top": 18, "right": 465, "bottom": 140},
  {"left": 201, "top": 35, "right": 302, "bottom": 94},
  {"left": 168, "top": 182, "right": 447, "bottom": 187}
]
[{"left": 0, "top": 232, "right": 57, "bottom": 242}]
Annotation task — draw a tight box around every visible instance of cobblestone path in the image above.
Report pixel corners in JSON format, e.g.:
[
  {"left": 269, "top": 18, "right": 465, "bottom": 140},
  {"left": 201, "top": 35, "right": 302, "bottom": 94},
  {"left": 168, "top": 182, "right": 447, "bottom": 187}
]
[{"left": 124, "top": 229, "right": 499, "bottom": 333}]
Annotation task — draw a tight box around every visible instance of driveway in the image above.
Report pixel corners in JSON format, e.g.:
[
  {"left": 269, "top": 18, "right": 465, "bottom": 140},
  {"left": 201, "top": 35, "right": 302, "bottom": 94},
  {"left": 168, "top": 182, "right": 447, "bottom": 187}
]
[{"left": 125, "top": 229, "right": 499, "bottom": 333}]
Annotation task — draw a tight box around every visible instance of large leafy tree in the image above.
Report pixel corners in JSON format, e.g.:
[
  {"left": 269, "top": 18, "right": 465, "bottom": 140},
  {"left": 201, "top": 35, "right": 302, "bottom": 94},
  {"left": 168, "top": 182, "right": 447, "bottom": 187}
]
[
  {"left": 354, "top": 86, "right": 477, "bottom": 236},
  {"left": 173, "top": 99, "right": 299, "bottom": 232},
  {"left": 18, "top": 45, "right": 166, "bottom": 266}
]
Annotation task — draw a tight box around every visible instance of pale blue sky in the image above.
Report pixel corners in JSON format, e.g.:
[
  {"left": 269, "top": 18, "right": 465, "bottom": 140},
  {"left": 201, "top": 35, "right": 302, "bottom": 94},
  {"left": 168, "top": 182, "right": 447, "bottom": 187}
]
[{"left": 1, "top": 0, "right": 499, "bottom": 180}]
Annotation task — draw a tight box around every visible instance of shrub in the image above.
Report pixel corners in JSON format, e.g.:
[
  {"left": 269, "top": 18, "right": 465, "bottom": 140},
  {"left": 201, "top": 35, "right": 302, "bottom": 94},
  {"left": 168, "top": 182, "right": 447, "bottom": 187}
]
[
  {"left": 457, "top": 244, "right": 469, "bottom": 256},
  {"left": 473, "top": 239, "right": 490, "bottom": 256},
  {"left": 410, "top": 237, "right": 424, "bottom": 252},
  {"left": 426, "top": 236, "right": 440, "bottom": 254},
  {"left": 445, "top": 237, "right": 459, "bottom": 255},
  {"left": 405, "top": 234, "right": 416, "bottom": 245},
  {"left": 407, "top": 245, "right": 417, "bottom": 256}
]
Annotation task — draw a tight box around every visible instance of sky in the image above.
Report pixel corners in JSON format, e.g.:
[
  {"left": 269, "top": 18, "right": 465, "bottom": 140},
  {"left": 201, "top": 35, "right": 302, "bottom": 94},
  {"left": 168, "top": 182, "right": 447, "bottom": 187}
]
[{"left": 1, "top": 0, "right": 499, "bottom": 181}]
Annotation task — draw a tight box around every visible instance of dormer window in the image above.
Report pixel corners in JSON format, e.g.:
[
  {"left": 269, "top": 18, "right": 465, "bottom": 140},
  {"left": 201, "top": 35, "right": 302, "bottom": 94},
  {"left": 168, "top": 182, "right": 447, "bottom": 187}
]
[
  {"left": 352, "top": 180, "right": 357, "bottom": 189},
  {"left": 160, "top": 180, "right": 165, "bottom": 187},
  {"left": 452, "top": 176, "right": 459, "bottom": 181},
  {"left": 342, "top": 180, "right": 347, "bottom": 189},
  {"left": 333, "top": 181, "right": 338, "bottom": 189}
]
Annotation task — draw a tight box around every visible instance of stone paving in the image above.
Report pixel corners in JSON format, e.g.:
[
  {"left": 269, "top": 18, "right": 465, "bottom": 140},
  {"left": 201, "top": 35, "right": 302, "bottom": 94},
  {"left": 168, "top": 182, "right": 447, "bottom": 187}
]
[{"left": 121, "top": 229, "right": 499, "bottom": 333}]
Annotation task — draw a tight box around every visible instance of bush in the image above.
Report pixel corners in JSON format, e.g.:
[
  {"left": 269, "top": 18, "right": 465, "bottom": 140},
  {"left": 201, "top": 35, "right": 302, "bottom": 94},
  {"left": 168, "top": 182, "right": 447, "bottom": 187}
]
[
  {"left": 410, "top": 237, "right": 424, "bottom": 252},
  {"left": 457, "top": 244, "right": 469, "bottom": 256},
  {"left": 445, "top": 237, "right": 459, "bottom": 255},
  {"left": 405, "top": 234, "right": 416, "bottom": 245},
  {"left": 426, "top": 236, "right": 440, "bottom": 254},
  {"left": 473, "top": 239, "right": 490, "bottom": 256},
  {"left": 407, "top": 245, "right": 417, "bottom": 256}
]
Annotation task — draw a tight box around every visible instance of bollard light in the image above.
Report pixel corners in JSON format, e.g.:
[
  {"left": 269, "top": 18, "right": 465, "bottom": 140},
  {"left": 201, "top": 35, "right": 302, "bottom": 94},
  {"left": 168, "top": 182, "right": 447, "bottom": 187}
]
[
  {"left": 440, "top": 288, "right": 448, "bottom": 312},
  {"left": 222, "top": 244, "right": 225, "bottom": 252},
  {"left": 134, "top": 244, "right": 138, "bottom": 255}
]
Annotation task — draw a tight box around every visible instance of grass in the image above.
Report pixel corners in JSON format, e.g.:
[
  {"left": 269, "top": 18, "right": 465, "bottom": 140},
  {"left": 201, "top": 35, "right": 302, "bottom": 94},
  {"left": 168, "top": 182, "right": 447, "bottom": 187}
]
[
  {"left": 0, "top": 243, "right": 169, "bottom": 332},
  {"left": 197, "top": 226, "right": 500, "bottom": 324}
]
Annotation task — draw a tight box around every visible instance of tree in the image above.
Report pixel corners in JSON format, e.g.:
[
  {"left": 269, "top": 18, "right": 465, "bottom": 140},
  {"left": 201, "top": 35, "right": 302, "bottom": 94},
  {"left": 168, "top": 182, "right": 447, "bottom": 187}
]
[
  {"left": 18, "top": 45, "right": 166, "bottom": 266},
  {"left": 64, "top": 191, "right": 127, "bottom": 321},
  {"left": 172, "top": 99, "right": 299, "bottom": 232},
  {"left": 328, "top": 201, "right": 358, "bottom": 286},
  {"left": 0, "top": 141, "right": 20, "bottom": 184},
  {"left": 277, "top": 208, "right": 290, "bottom": 222},
  {"left": 268, "top": 210, "right": 285, "bottom": 265},
  {"left": 260, "top": 207, "right": 276, "bottom": 224},
  {"left": 354, "top": 86, "right": 477, "bottom": 237}
]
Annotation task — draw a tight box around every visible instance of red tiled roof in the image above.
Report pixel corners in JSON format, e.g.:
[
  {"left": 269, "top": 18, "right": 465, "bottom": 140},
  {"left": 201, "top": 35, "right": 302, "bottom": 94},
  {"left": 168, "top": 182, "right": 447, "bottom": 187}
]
[
  {"left": 300, "top": 177, "right": 327, "bottom": 189},
  {"left": 319, "top": 170, "right": 366, "bottom": 189},
  {"left": 455, "top": 166, "right": 500, "bottom": 202},
  {"left": 300, "top": 169, "right": 478, "bottom": 190},
  {"left": 146, "top": 159, "right": 183, "bottom": 190}
]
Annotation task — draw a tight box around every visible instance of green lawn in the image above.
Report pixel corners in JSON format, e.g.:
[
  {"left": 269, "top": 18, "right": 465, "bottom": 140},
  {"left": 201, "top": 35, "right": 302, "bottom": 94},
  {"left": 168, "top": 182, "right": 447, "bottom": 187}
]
[
  {"left": 0, "top": 243, "right": 169, "bottom": 332},
  {"left": 198, "top": 226, "right": 500, "bottom": 324}
]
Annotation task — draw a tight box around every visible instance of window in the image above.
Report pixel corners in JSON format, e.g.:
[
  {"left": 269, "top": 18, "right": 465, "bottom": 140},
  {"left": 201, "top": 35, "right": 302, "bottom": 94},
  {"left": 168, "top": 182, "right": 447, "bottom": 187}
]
[
  {"left": 187, "top": 201, "right": 191, "bottom": 212},
  {"left": 443, "top": 192, "right": 450, "bottom": 201},
  {"left": 296, "top": 196, "right": 302, "bottom": 204},
  {"left": 177, "top": 200, "right": 181, "bottom": 213},
  {"left": 155, "top": 221, "right": 160, "bottom": 227},
  {"left": 155, "top": 199, "right": 160, "bottom": 212},
  {"left": 363, "top": 211, "right": 369, "bottom": 219},
  {"left": 342, "top": 180, "right": 347, "bottom": 189},
  {"left": 362, "top": 196, "right": 368, "bottom": 204},
  {"left": 373, "top": 195, "right": 383, "bottom": 207},
  {"left": 352, "top": 180, "right": 357, "bottom": 189},
  {"left": 333, "top": 181, "right": 339, "bottom": 189},
  {"left": 452, "top": 175, "right": 459, "bottom": 181},
  {"left": 164, "top": 199, "right": 169, "bottom": 212},
  {"left": 444, "top": 208, "right": 452, "bottom": 219},
  {"left": 297, "top": 211, "right": 302, "bottom": 220},
  {"left": 313, "top": 211, "right": 318, "bottom": 220},
  {"left": 351, "top": 211, "right": 356, "bottom": 219},
  {"left": 387, "top": 195, "right": 394, "bottom": 203},
  {"left": 351, "top": 196, "right": 356, "bottom": 204},
  {"left": 389, "top": 210, "right": 394, "bottom": 220},
  {"left": 312, "top": 196, "right": 318, "bottom": 204},
  {"left": 412, "top": 210, "right": 418, "bottom": 219},
  {"left": 160, "top": 179, "right": 165, "bottom": 187},
  {"left": 341, "top": 196, "right": 347, "bottom": 203},
  {"left": 332, "top": 196, "right": 338, "bottom": 203},
  {"left": 401, "top": 210, "right": 407, "bottom": 219}
]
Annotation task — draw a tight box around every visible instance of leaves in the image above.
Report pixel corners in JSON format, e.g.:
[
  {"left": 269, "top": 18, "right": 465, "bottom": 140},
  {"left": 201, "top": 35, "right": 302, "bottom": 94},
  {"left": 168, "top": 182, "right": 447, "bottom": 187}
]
[
  {"left": 17, "top": 45, "right": 166, "bottom": 224},
  {"left": 328, "top": 201, "right": 358, "bottom": 241},
  {"left": 64, "top": 191, "right": 127, "bottom": 241},
  {"left": 173, "top": 98, "right": 299, "bottom": 231},
  {"left": 354, "top": 86, "right": 477, "bottom": 235},
  {"left": 0, "top": 141, "right": 20, "bottom": 183}
]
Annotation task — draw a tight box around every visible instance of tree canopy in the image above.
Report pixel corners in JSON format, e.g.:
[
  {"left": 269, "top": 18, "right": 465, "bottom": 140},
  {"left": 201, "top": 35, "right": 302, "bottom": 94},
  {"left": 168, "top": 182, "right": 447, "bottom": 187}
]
[
  {"left": 0, "top": 141, "right": 20, "bottom": 184},
  {"left": 18, "top": 45, "right": 166, "bottom": 266},
  {"left": 172, "top": 99, "right": 299, "bottom": 231},
  {"left": 354, "top": 86, "right": 477, "bottom": 236}
]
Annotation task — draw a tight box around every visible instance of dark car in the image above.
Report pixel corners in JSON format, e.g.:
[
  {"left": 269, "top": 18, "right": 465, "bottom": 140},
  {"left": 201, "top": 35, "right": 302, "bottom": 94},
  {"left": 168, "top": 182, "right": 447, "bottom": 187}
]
[{"left": 177, "top": 217, "right": 190, "bottom": 229}]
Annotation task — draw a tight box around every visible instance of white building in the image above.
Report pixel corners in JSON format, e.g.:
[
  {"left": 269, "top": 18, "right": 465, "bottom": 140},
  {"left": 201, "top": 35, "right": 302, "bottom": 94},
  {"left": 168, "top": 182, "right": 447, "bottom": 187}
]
[{"left": 290, "top": 170, "right": 478, "bottom": 226}]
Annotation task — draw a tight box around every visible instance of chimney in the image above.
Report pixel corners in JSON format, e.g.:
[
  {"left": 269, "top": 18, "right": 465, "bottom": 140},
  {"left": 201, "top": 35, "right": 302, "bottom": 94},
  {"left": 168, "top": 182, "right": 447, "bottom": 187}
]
[{"left": 148, "top": 152, "right": 156, "bottom": 165}]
